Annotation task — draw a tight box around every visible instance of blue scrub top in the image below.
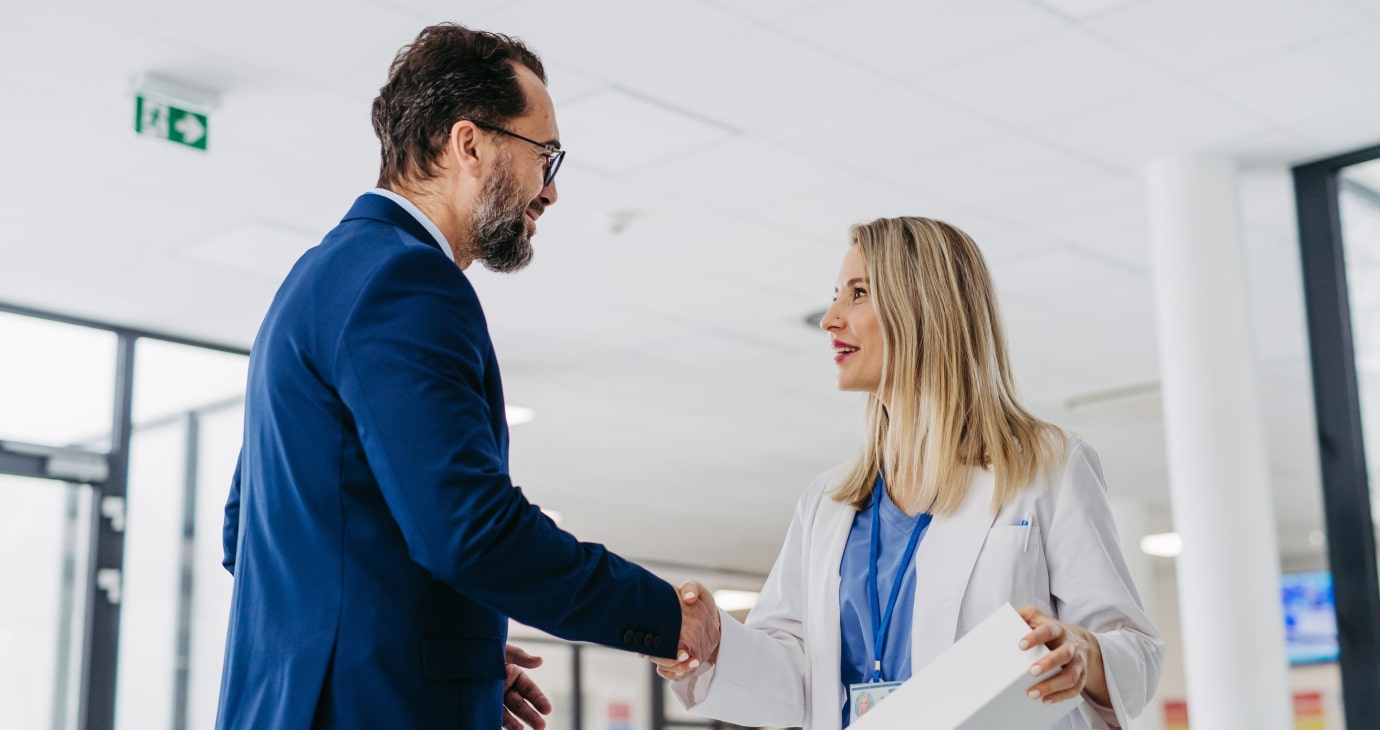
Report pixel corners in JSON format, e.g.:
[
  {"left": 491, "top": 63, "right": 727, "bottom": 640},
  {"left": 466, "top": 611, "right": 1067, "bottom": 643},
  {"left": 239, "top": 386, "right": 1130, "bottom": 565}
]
[{"left": 838, "top": 483, "right": 931, "bottom": 727}]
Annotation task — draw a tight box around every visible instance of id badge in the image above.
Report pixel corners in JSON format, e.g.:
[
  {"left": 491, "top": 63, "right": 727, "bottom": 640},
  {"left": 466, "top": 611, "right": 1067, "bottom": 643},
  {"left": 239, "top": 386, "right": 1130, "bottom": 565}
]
[{"left": 848, "top": 680, "right": 902, "bottom": 722}]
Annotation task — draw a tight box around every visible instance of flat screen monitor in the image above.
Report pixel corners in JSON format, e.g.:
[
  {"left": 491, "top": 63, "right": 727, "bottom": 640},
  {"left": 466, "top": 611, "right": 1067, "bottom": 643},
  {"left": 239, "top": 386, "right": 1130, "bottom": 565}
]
[{"left": 1282, "top": 571, "right": 1339, "bottom": 665}]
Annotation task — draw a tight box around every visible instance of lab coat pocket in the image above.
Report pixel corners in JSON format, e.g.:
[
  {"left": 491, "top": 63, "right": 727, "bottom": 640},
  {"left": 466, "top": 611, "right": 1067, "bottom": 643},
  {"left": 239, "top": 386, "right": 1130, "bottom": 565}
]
[{"left": 969, "top": 524, "right": 1042, "bottom": 612}]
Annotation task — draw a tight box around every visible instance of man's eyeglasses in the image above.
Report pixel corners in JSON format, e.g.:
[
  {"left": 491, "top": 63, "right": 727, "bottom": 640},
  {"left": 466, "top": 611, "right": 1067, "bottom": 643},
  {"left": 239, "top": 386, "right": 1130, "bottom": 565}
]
[{"left": 468, "top": 120, "right": 565, "bottom": 187}]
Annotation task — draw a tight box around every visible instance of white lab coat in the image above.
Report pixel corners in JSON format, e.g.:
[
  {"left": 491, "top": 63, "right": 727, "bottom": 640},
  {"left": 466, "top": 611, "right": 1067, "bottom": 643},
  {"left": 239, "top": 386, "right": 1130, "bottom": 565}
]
[{"left": 671, "top": 440, "right": 1164, "bottom": 730}]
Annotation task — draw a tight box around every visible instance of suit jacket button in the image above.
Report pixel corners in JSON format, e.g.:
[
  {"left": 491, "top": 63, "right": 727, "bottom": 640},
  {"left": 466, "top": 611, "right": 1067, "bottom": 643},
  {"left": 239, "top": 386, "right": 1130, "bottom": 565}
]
[
  {"left": 622, "top": 630, "right": 634, "bottom": 644},
  {"left": 644, "top": 635, "right": 655, "bottom": 649},
  {"left": 652, "top": 636, "right": 662, "bottom": 651}
]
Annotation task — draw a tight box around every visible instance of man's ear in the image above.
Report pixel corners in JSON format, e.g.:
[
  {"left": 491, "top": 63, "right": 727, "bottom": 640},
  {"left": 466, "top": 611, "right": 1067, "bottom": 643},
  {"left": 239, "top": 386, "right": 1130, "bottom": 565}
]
[{"left": 447, "top": 120, "right": 484, "bottom": 180}]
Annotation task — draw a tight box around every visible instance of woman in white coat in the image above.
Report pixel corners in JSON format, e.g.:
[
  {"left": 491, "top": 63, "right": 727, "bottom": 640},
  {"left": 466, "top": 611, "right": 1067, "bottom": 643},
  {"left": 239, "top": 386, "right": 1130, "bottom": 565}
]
[{"left": 655, "top": 217, "right": 1164, "bottom": 729}]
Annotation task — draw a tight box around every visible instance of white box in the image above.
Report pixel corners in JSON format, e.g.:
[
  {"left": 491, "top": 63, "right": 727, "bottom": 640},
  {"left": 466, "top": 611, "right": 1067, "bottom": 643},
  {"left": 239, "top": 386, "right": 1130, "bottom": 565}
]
[{"left": 849, "top": 603, "right": 1083, "bottom": 729}]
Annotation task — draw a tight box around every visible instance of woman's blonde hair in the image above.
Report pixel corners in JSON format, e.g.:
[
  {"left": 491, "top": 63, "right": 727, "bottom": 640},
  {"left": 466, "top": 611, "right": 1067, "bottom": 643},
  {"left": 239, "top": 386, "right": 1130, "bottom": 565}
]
[{"left": 831, "top": 217, "right": 1065, "bottom": 515}]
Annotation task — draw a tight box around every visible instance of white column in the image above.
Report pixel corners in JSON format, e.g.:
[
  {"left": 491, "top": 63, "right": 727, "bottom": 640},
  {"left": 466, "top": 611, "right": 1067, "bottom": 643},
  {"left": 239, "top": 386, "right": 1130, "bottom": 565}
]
[
  {"left": 1108, "top": 497, "right": 1164, "bottom": 730},
  {"left": 1146, "top": 156, "right": 1291, "bottom": 730}
]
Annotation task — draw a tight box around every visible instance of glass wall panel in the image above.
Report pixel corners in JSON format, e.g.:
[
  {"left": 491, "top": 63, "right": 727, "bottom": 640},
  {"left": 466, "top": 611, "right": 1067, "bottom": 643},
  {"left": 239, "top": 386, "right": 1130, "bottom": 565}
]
[
  {"left": 0, "top": 475, "right": 92, "bottom": 730},
  {"left": 508, "top": 636, "right": 577, "bottom": 730},
  {"left": 0, "top": 311, "right": 115, "bottom": 446},
  {"left": 186, "top": 403, "right": 242, "bottom": 730},
  {"left": 582, "top": 646, "right": 651, "bottom": 730},
  {"left": 114, "top": 339, "right": 247, "bottom": 730}
]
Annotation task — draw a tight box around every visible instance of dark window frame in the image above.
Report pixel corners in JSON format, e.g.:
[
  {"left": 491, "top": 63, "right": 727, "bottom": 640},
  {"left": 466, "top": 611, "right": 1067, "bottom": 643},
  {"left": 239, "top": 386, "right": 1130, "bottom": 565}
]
[
  {"left": 0, "top": 300, "right": 247, "bottom": 730},
  {"left": 1293, "top": 142, "right": 1380, "bottom": 726}
]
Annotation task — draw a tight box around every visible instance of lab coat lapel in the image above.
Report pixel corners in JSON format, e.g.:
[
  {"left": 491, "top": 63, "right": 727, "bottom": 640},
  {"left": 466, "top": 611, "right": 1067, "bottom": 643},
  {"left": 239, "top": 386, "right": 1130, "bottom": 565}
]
[
  {"left": 808, "top": 490, "right": 856, "bottom": 729},
  {"left": 910, "top": 467, "right": 998, "bottom": 670}
]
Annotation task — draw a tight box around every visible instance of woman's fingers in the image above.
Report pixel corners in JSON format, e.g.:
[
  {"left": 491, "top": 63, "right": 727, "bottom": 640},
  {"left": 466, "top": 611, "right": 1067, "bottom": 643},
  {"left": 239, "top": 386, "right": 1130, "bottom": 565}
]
[
  {"left": 1028, "top": 652, "right": 1086, "bottom": 703},
  {"left": 656, "top": 665, "right": 685, "bottom": 681},
  {"left": 1019, "top": 620, "right": 1065, "bottom": 651},
  {"left": 1029, "top": 642, "right": 1077, "bottom": 677}
]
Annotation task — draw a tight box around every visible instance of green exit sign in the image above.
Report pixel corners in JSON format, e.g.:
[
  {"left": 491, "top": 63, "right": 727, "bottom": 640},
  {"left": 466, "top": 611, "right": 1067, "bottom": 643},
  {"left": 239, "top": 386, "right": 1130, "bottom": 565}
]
[{"left": 135, "top": 95, "right": 208, "bottom": 151}]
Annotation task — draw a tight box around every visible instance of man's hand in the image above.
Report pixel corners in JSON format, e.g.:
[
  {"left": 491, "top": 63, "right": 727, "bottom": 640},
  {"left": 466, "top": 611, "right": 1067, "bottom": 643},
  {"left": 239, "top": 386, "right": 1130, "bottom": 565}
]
[
  {"left": 651, "top": 581, "right": 720, "bottom": 680},
  {"left": 503, "top": 644, "right": 553, "bottom": 730}
]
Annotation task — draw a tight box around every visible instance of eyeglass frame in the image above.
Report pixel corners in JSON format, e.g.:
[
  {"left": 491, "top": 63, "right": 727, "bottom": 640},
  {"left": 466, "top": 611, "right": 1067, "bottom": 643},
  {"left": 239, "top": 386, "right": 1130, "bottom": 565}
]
[{"left": 464, "top": 119, "right": 565, "bottom": 188}]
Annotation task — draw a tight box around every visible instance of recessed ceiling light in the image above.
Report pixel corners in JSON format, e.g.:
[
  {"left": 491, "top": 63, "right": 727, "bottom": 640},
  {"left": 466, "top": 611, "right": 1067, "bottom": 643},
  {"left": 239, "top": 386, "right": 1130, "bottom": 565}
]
[
  {"left": 712, "top": 589, "right": 760, "bottom": 612},
  {"left": 1140, "top": 532, "right": 1182, "bottom": 558},
  {"left": 505, "top": 405, "right": 536, "bottom": 426}
]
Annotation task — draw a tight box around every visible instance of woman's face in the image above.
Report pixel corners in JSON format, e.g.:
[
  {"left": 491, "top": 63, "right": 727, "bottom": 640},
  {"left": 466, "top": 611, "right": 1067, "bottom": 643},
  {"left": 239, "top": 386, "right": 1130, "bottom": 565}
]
[{"left": 821, "top": 246, "right": 884, "bottom": 393}]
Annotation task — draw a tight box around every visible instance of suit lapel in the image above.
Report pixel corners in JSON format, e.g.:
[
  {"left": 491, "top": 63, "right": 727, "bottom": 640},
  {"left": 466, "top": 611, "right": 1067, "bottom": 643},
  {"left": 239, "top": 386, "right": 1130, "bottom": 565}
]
[{"left": 909, "top": 467, "right": 999, "bottom": 669}]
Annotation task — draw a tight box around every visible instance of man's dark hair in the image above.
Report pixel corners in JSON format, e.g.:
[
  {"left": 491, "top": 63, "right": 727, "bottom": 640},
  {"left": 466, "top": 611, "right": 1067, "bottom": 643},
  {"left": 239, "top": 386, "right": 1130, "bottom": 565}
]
[{"left": 372, "top": 24, "right": 546, "bottom": 188}]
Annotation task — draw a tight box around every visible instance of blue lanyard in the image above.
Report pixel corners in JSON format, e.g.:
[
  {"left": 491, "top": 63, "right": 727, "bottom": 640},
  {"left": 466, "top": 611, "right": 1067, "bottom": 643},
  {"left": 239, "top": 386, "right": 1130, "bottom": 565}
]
[{"left": 867, "top": 474, "right": 932, "bottom": 683}]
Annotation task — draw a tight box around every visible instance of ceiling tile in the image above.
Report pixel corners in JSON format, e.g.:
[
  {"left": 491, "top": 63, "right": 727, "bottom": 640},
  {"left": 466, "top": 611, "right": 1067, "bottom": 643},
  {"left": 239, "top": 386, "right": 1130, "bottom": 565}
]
[
  {"left": 896, "top": 134, "right": 1130, "bottom": 206},
  {"left": 473, "top": 0, "right": 753, "bottom": 82},
  {"left": 179, "top": 222, "right": 323, "bottom": 281},
  {"left": 1084, "top": 0, "right": 1371, "bottom": 77},
  {"left": 995, "top": 180, "right": 1153, "bottom": 271},
  {"left": 556, "top": 88, "right": 735, "bottom": 174},
  {"left": 1197, "top": 24, "right": 1380, "bottom": 126},
  {"left": 619, "top": 29, "right": 891, "bottom": 131},
  {"left": 987, "top": 245, "right": 1145, "bottom": 300},
  {"left": 1029, "top": 85, "right": 1272, "bottom": 173},
  {"left": 627, "top": 135, "right": 862, "bottom": 217},
  {"left": 1289, "top": 109, "right": 1380, "bottom": 162},
  {"left": 1027, "top": 0, "right": 1140, "bottom": 18},
  {"left": 0, "top": 4, "right": 256, "bottom": 108},
  {"left": 770, "top": 87, "right": 1005, "bottom": 181},
  {"left": 144, "top": 0, "right": 426, "bottom": 89},
  {"left": 701, "top": 0, "right": 839, "bottom": 23},
  {"left": 747, "top": 176, "right": 971, "bottom": 246},
  {"left": 366, "top": 0, "right": 511, "bottom": 23},
  {"left": 783, "top": 0, "right": 1064, "bottom": 77},
  {"left": 912, "top": 28, "right": 1177, "bottom": 128}
]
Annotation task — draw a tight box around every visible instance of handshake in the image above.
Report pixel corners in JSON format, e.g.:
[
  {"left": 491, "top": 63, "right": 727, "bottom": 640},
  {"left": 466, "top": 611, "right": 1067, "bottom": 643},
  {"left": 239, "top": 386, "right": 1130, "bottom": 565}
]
[{"left": 647, "top": 581, "right": 722, "bottom": 681}]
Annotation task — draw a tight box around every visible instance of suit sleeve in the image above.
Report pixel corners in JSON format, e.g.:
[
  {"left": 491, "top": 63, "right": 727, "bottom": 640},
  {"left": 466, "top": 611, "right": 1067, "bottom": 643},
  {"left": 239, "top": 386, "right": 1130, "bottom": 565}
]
[
  {"left": 222, "top": 450, "right": 242, "bottom": 575},
  {"left": 1046, "top": 442, "right": 1165, "bottom": 728},
  {"left": 332, "top": 246, "right": 681, "bottom": 658},
  {"left": 669, "top": 482, "right": 816, "bottom": 727}
]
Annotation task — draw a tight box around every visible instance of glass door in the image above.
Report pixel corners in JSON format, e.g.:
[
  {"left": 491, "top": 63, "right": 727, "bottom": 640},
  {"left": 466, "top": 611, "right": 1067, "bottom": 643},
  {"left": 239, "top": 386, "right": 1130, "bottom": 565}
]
[{"left": 0, "top": 475, "right": 94, "bottom": 730}]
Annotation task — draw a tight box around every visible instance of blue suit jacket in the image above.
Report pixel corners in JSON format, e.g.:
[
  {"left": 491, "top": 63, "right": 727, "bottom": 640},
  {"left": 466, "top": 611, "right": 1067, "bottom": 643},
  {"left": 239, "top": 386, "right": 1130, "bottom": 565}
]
[{"left": 217, "top": 194, "right": 681, "bottom": 729}]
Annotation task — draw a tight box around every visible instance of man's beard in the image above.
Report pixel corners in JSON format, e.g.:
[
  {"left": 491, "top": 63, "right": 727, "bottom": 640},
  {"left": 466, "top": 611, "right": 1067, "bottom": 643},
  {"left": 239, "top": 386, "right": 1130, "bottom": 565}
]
[{"left": 470, "top": 155, "right": 535, "bottom": 274}]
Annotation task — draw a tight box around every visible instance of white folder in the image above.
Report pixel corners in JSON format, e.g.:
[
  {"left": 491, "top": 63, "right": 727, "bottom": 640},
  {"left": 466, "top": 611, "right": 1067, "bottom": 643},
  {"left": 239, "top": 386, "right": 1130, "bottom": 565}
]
[{"left": 849, "top": 603, "right": 1083, "bottom": 730}]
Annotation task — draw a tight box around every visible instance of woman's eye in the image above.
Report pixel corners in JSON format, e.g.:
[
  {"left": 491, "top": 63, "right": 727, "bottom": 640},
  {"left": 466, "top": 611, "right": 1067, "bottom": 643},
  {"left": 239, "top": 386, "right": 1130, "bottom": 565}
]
[{"left": 852, "top": 287, "right": 867, "bottom": 299}]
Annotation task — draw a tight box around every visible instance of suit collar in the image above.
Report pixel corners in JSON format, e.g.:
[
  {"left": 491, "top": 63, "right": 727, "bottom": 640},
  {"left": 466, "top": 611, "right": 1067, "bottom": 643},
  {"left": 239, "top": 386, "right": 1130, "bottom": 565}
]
[{"left": 342, "top": 192, "right": 449, "bottom": 255}]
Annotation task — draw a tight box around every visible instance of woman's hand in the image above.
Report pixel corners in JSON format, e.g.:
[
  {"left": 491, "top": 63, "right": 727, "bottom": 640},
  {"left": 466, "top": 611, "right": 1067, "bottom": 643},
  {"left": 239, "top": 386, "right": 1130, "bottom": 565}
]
[
  {"left": 649, "top": 581, "right": 720, "bottom": 681},
  {"left": 1016, "top": 605, "right": 1109, "bottom": 708}
]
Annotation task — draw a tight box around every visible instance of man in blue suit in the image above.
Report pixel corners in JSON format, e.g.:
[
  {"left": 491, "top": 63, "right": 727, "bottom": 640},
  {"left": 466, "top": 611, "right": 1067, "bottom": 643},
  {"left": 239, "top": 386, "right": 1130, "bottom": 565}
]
[{"left": 217, "top": 24, "right": 719, "bottom": 729}]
